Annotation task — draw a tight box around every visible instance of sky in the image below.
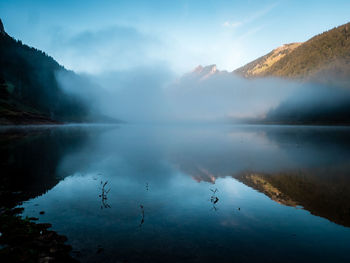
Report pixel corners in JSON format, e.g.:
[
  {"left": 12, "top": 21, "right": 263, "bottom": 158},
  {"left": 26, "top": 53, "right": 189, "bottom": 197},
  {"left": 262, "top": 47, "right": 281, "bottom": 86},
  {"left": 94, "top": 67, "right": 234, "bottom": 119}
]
[{"left": 1, "top": 0, "right": 350, "bottom": 74}]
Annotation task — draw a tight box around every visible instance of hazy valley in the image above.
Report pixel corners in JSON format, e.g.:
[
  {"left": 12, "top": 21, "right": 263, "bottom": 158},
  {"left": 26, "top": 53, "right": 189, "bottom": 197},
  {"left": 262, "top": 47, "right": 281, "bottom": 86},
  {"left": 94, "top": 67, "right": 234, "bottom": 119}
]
[
  {"left": 1, "top": 3, "right": 350, "bottom": 262},
  {"left": 1, "top": 20, "right": 350, "bottom": 125}
]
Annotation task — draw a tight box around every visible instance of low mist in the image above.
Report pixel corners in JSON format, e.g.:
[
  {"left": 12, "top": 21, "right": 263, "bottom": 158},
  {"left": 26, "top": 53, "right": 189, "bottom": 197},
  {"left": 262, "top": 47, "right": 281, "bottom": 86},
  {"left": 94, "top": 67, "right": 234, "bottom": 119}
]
[{"left": 55, "top": 66, "right": 350, "bottom": 124}]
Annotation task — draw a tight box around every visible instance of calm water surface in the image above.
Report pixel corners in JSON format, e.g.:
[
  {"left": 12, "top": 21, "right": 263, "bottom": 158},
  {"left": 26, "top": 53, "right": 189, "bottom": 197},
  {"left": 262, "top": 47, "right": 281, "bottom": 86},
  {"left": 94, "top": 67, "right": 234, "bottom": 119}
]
[{"left": 2, "top": 124, "right": 350, "bottom": 262}]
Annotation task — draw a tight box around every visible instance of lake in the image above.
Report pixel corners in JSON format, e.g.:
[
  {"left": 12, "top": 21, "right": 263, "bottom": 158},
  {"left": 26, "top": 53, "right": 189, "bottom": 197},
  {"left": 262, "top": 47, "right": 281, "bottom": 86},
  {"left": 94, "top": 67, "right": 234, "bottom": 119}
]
[{"left": 1, "top": 124, "right": 350, "bottom": 262}]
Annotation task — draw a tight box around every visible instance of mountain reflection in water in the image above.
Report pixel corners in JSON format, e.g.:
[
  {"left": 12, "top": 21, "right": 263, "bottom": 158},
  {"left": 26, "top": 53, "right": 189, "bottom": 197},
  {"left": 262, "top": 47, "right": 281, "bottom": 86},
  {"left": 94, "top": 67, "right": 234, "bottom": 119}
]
[{"left": 2, "top": 124, "right": 350, "bottom": 263}]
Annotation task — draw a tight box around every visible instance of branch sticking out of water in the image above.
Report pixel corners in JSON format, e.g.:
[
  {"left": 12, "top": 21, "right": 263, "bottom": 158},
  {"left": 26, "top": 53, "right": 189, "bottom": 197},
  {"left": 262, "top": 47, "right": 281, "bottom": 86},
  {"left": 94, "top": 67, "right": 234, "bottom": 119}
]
[{"left": 99, "top": 180, "right": 111, "bottom": 209}]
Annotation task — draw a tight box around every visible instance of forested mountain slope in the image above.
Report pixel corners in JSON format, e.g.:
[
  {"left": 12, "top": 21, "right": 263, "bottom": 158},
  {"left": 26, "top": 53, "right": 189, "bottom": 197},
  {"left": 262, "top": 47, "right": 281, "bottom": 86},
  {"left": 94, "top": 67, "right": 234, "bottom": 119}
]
[
  {"left": 234, "top": 22, "right": 350, "bottom": 82},
  {"left": 0, "top": 18, "right": 87, "bottom": 124}
]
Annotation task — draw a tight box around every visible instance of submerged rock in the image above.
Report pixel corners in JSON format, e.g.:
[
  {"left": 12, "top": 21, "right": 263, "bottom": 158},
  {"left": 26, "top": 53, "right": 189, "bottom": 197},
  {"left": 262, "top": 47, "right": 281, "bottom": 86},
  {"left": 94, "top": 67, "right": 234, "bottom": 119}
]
[{"left": 0, "top": 208, "right": 78, "bottom": 263}]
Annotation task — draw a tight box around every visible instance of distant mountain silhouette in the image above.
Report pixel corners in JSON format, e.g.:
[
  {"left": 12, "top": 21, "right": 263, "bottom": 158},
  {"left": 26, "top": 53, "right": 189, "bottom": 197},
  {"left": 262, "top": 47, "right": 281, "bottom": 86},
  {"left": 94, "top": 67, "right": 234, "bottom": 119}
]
[{"left": 180, "top": 64, "right": 231, "bottom": 83}]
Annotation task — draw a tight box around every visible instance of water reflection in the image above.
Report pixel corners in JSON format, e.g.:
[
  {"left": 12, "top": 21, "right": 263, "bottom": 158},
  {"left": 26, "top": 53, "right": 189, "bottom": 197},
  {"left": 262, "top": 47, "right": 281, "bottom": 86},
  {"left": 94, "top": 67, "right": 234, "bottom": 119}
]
[
  {"left": 2, "top": 124, "right": 350, "bottom": 263},
  {"left": 0, "top": 126, "right": 97, "bottom": 207},
  {"left": 139, "top": 205, "right": 145, "bottom": 228},
  {"left": 234, "top": 170, "right": 350, "bottom": 227}
]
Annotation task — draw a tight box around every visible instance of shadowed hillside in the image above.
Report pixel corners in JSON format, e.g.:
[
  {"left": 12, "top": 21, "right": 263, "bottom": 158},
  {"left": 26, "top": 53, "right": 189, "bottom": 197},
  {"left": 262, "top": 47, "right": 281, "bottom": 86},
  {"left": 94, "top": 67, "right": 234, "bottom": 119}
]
[{"left": 0, "top": 18, "right": 88, "bottom": 124}]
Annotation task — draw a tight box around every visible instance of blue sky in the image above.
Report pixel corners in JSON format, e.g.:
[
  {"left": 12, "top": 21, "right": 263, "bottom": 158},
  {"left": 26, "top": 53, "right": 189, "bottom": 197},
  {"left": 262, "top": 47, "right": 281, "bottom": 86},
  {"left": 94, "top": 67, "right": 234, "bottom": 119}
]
[{"left": 1, "top": 0, "right": 350, "bottom": 74}]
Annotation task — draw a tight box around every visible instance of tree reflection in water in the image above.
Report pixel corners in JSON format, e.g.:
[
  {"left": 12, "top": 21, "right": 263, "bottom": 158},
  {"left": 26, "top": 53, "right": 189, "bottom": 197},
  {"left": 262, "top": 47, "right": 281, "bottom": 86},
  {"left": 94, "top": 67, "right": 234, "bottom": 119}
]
[{"left": 139, "top": 205, "right": 145, "bottom": 228}]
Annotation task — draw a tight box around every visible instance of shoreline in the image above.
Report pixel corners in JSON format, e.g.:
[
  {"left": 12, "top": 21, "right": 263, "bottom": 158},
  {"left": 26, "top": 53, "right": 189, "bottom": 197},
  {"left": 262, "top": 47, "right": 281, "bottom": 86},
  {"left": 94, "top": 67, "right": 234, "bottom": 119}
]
[{"left": 0, "top": 207, "right": 78, "bottom": 263}]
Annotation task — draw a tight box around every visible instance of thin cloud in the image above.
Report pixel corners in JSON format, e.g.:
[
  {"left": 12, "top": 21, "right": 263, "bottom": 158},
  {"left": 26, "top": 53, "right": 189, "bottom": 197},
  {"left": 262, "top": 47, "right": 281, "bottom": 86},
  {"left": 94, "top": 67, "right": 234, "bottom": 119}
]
[
  {"left": 223, "top": 2, "right": 278, "bottom": 29},
  {"left": 47, "top": 25, "right": 162, "bottom": 73},
  {"left": 222, "top": 21, "right": 242, "bottom": 28},
  {"left": 236, "top": 25, "right": 265, "bottom": 41},
  {"left": 244, "top": 2, "right": 279, "bottom": 24}
]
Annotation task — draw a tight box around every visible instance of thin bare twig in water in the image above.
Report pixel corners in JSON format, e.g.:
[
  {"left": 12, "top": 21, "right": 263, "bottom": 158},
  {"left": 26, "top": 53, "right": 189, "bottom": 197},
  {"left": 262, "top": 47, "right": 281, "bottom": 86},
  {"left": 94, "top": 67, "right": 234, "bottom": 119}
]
[
  {"left": 211, "top": 196, "right": 219, "bottom": 204},
  {"left": 99, "top": 180, "right": 111, "bottom": 209}
]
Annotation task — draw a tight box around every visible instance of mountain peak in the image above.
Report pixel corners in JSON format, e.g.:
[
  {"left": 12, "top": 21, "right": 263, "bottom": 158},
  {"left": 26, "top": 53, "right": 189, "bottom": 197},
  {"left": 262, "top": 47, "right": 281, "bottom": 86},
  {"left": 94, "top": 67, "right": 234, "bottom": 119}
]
[
  {"left": 182, "top": 64, "right": 229, "bottom": 82},
  {"left": 0, "top": 18, "right": 6, "bottom": 34},
  {"left": 191, "top": 64, "right": 218, "bottom": 80},
  {"left": 193, "top": 63, "right": 217, "bottom": 73},
  {"left": 192, "top": 65, "right": 204, "bottom": 73},
  {"left": 192, "top": 64, "right": 217, "bottom": 73},
  {"left": 0, "top": 19, "right": 5, "bottom": 35},
  {"left": 204, "top": 64, "right": 217, "bottom": 73}
]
